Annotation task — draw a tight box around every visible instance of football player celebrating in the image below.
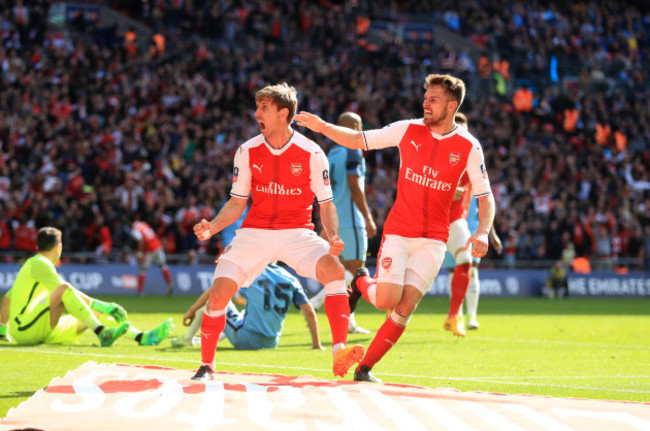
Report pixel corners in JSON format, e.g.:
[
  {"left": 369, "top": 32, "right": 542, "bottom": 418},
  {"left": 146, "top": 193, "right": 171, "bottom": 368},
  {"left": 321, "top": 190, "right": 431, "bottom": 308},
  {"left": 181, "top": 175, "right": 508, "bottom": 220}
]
[
  {"left": 296, "top": 74, "right": 495, "bottom": 383},
  {"left": 190, "top": 83, "right": 362, "bottom": 381}
]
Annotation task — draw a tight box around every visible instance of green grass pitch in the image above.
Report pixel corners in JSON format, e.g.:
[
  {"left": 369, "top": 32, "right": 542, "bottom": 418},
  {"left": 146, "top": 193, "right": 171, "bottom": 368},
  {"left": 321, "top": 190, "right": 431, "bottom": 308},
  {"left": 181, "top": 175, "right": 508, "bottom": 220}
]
[{"left": 1, "top": 295, "right": 648, "bottom": 416}]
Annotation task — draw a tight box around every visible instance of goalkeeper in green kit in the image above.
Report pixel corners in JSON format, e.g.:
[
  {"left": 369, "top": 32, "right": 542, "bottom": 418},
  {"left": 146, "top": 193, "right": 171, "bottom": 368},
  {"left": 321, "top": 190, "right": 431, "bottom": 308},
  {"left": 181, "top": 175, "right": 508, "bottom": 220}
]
[{"left": 0, "top": 227, "right": 172, "bottom": 346}]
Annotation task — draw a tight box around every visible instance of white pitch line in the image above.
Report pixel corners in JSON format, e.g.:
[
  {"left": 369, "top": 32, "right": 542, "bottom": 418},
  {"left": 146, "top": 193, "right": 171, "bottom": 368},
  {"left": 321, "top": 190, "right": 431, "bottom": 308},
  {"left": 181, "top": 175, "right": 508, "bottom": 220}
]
[
  {"left": 446, "top": 378, "right": 650, "bottom": 395},
  {"left": 4, "top": 347, "right": 650, "bottom": 396},
  {"left": 2, "top": 347, "right": 327, "bottom": 372},
  {"left": 457, "top": 336, "right": 650, "bottom": 350}
]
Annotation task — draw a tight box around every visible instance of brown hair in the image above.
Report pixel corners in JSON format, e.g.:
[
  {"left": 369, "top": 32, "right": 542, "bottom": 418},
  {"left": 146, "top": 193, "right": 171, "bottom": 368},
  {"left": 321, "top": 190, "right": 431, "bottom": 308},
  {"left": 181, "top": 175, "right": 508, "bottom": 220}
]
[
  {"left": 454, "top": 112, "right": 468, "bottom": 128},
  {"left": 255, "top": 83, "right": 298, "bottom": 122},
  {"left": 37, "top": 227, "right": 62, "bottom": 252},
  {"left": 424, "top": 74, "right": 466, "bottom": 110}
]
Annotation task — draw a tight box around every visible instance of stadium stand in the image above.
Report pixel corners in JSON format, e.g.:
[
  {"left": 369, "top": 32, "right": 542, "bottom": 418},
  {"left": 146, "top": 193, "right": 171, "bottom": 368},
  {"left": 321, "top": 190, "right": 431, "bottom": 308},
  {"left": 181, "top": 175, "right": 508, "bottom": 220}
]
[{"left": 0, "top": 1, "right": 648, "bottom": 272}]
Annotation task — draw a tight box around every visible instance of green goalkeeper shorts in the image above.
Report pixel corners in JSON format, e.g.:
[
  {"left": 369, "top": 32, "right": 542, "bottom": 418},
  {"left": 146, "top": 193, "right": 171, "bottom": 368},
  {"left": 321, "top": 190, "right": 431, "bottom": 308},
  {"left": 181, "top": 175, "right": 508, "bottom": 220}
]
[{"left": 10, "top": 300, "right": 81, "bottom": 345}]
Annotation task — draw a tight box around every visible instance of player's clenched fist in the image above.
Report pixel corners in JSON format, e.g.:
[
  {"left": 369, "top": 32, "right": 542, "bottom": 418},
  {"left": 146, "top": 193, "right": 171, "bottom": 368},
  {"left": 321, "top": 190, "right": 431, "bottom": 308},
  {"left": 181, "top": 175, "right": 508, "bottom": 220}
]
[
  {"left": 194, "top": 219, "right": 212, "bottom": 240},
  {"left": 328, "top": 234, "right": 344, "bottom": 256}
]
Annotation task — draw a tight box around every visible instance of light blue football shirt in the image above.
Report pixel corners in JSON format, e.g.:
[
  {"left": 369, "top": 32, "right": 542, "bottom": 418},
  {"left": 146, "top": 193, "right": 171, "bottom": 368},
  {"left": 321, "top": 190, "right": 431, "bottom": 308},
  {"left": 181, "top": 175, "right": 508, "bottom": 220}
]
[
  {"left": 239, "top": 263, "right": 309, "bottom": 338},
  {"left": 328, "top": 146, "right": 366, "bottom": 230},
  {"left": 467, "top": 197, "right": 479, "bottom": 234}
]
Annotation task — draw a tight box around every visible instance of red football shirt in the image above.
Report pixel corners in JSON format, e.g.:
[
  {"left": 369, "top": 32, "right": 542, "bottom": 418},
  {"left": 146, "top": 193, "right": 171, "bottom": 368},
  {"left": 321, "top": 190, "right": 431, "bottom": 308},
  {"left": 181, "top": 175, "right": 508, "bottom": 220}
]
[
  {"left": 230, "top": 130, "right": 332, "bottom": 230},
  {"left": 131, "top": 221, "right": 162, "bottom": 252},
  {"left": 363, "top": 119, "right": 491, "bottom": 242},
  {"left": 448, "top": 172, "right": 472, "bottom": 223}
]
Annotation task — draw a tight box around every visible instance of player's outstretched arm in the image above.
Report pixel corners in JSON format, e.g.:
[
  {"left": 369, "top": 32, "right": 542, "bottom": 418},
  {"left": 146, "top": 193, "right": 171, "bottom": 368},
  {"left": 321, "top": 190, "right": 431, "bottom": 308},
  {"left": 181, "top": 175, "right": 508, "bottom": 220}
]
[
  {"left": 294, "top": 112, "right": 365, "bottom": 150},
  {"left": 0, "top": 294, "right": 10, "bottom": 340},
  {"left": 183, "top": 290, "right": 210, "bottom": 326},
  {"left": 299, "top": 302, "right": 324, "bottom": 350},
  {"left": 466, "top": 194, "right": 496, "bottom": 258},
  {"left": 347, "top": 174, "right": 377, "bottom": 238},
  {"left": 319, "top": 201, "right": 344, "bottom": 256},
  {"left": 194, "top": 196, "right": 247, "bottom": 240},
  {"left": 488, "top": 228, "right": 503, "bottom": 254}
]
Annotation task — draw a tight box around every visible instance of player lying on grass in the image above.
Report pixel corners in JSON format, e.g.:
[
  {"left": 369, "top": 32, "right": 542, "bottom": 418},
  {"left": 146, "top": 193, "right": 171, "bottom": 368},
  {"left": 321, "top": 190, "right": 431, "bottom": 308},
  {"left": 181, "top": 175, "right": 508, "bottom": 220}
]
[
  {"left": 0, "top": 227, "right": 173, "bottom": 346},
  {"left": 172, "top": 262, "right": 323, "bottom": 350}
]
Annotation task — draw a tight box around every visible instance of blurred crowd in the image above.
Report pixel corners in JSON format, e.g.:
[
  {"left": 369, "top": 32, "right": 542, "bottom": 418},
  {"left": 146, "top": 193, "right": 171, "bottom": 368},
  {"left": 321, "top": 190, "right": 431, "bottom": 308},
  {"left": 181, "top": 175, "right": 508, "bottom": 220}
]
[{"left": 0, "top": 0, "right": 649, "bottom": 270}]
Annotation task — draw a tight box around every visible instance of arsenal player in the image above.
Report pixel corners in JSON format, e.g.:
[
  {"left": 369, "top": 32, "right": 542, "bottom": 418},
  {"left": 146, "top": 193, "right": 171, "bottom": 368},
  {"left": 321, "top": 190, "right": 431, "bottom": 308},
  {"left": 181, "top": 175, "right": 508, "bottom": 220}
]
[
  {"left": 295, "top": 74, "right": 496, "bottom": 383},
  {"left": 190, "top": 83, "right": 363, "bottom": 381}
]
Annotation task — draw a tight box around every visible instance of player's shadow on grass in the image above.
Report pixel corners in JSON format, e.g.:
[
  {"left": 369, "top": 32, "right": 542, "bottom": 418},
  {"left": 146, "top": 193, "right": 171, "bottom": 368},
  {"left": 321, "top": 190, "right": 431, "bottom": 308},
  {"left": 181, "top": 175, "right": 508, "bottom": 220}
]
[
  {"left": 94, "top": 295, "right": 197, "bottom": 314},
  {"left": 0, "top": 391, "right": 37, "bottom": 399}
]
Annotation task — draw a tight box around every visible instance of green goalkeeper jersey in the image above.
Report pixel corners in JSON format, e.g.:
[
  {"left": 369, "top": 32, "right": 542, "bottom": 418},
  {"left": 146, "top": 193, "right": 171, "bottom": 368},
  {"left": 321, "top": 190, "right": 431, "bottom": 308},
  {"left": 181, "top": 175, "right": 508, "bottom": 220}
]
[{"left": 8, "top": 254, "right": 67, "bottom": 319}]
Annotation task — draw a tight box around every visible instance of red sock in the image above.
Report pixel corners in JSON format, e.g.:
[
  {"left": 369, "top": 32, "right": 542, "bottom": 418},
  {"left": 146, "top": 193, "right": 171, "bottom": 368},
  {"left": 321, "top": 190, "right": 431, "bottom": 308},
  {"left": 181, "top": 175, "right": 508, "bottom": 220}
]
[
  {"left": 324, "top": 294, "right": 349, "bottom": 346},
  {"left": 356, "top": 275, "right": 376, "bottom": 303},
  {"left": 137, "top": 274, "right": 145, "bottom": 294},
  {"left": 162, "top": 267, "right": 172, "bottom": 285},
  {"left": 200, "top": 313, "right": 226, "bottom": 366},
  {"left": 449, "top": 263, "right": 471, "bottom": 317},
  {"left": 358, "top": 317, "right": 405, "bottom": 370}
]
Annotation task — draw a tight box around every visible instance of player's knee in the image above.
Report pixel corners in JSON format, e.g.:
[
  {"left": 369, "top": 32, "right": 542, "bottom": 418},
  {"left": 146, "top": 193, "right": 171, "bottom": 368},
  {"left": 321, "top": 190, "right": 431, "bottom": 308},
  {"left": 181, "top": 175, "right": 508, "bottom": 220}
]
[
  {"left": 375, "top": 295, "right": 399, "bottom": 311},
  {"left": 53, "top": 283, "right": 73, "bottom": 301},
  {"left": 454, "top": 249, "right": 472, "bottom": 265},
  {"left": 207, "top": 278, "right": 239, "bottom": 310},
  {"left": 394, "top": 298, "right": 419, "bottom": 317},
  {"left": 316, "top": 255, "right": 345, "bottom": 283}
]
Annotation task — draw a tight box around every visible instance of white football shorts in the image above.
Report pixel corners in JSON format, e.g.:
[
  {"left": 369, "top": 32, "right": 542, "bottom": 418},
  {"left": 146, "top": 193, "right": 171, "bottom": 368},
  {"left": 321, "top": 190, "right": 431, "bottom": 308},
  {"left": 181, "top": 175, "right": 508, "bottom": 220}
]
[
  {"left": 446, "top": 218, "right": 471, "bottom": 257},
  {"left": 214, "top": 228, "right": 330, "bottom": 287},
  {"left": 376, "top": 234, "right": 446, "bottom": 295}
]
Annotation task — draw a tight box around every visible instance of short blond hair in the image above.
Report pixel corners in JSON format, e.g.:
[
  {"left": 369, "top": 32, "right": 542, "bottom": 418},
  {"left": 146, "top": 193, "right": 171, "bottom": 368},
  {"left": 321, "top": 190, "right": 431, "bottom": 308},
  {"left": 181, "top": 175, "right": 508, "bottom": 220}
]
[
  {"left": 255, "top": 83, "right": 298, "bottom": 122},
  {"left": 424, "top": 74, "right": 466, "bottom": 110}
]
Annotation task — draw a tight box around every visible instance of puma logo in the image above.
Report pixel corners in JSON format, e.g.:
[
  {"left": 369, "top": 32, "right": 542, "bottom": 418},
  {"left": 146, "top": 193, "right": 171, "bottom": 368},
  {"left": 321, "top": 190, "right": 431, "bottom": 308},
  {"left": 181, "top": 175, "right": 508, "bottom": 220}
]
[
  {"left": 410, "top": 140, "right": 422, "bottom": 151},
  {"left": 384, "top": 339, "right": 395, "bottom": 346},
  {"left": 253, "top": 164, "right": 263, "bottom": 173}
]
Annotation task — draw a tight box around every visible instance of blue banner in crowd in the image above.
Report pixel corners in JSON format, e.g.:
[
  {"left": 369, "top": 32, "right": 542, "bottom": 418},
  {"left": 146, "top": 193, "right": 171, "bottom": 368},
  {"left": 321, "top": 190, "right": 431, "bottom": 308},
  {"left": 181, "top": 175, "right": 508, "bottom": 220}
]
[
  {"left": 0, "top": 264, "right": 646, "bottom": 297},
  {"left": 567, "top": 272, "right": 650, "bottom": 297}
]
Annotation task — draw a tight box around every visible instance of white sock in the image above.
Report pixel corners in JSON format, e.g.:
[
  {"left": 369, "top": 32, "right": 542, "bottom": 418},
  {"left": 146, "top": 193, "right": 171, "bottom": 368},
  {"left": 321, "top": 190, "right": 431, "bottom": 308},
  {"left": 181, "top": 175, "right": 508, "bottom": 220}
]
[
  {"left": 348, "top": 312, "right": 357, "bottom": 330},
  {"left": 184, "top": 306, "right": 205, "bottom": 342},
  {"left": 309, "top": 288, "right": 327, "bottom": 310},
  {"left": 465, "top": 268, "right": 480, "bottom": 317},
  {"left": 332, "top": 342, "right": 346, "bottom": 357}
]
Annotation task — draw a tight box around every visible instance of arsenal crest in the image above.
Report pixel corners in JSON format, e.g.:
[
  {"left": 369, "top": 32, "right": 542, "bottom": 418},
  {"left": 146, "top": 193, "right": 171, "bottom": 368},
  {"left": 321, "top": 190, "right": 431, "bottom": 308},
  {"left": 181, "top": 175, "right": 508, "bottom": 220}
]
[
  {"left": 381, "top": 257, "right": 392, "bottom": 270},
  {"left": 290, "top": 163, "right": 303, "bottom": 176},
  {"left": 449, "top": 152, "right": 461, "bottom": 165}
]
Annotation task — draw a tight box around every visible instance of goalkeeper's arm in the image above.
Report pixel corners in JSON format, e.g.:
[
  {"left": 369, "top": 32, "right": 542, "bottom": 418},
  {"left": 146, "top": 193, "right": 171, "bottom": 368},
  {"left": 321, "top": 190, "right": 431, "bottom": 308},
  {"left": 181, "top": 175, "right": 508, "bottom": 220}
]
[{"left": 0, "top": 294, "right": 9, "bottom": 339}]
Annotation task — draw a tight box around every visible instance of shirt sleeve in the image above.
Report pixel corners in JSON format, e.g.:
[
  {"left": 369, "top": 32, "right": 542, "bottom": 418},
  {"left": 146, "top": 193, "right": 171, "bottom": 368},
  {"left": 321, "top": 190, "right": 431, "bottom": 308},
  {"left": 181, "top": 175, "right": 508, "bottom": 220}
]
[
  {"left": 310, "top": 149, "right": 333, "bottom": 203},
  {"left": 230, "top": 145, "right": 252, "bottom": 199},
  {"left": 291, "top": 281, "right": 309, "bottom": 308},
  {"left": 131, "top": 228, "right": 143, "bottom": 241},
  {"left": 30, "top": 258, "right": 67, "bottom": 293},
  {"left": 345, "top": 149, "right": 363, "bottom": 177},
  {"left": 362, "top": 120, "right": 411, "bottom": 150},
  {"left": 466, "top": 142, "right": 492, "bottom": 198}
]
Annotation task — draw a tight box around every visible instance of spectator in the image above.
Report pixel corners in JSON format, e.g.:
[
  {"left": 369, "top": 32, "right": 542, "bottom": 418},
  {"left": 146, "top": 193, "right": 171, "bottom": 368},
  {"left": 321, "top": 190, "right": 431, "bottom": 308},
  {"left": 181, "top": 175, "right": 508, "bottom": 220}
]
[
  {"left": 0, "top": 0, "right": 647, "bottom": 277},
  {"left": 545, "top": 260, "right": 568, "bottom": 299}
]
